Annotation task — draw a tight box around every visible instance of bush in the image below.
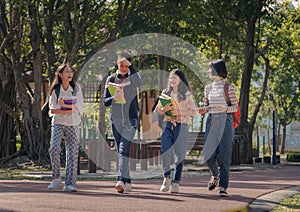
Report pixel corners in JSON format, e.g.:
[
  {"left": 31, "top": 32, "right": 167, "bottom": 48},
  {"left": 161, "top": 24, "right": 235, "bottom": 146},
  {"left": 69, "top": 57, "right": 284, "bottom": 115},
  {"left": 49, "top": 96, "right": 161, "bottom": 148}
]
[{"left": 286, "top": 153, "right": 300, "bottom": 162}]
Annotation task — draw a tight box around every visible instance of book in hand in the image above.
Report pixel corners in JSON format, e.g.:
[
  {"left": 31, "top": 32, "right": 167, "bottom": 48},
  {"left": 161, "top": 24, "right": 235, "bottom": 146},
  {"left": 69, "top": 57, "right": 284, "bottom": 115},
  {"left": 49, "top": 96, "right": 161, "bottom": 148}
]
[
  {"left": 107, "top": 82, "right": 126, "bottom": 104},
  {"left": 159, "top": 93, "right": 178, "bottom": 116},
  {"left": 61, "top": 96, "right": 77, "bottom": 110}
]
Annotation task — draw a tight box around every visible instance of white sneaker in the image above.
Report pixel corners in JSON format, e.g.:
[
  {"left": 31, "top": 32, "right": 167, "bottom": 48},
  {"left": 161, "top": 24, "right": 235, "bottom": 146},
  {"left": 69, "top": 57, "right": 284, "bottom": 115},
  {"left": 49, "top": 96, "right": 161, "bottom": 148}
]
[
  {"left": 171, "top": 183, "right": 179, "bottom": 193},
  {"left": 160, "top": 177, "right": 171, "bottom": 192},
  {"left": 208, "top": 175, "right": 219, "bottom": 190},
  {"left": 63, "top": 185, "right": 77, "bottom": 192},
  {"left": 47, "top": 178, "right": 62, "bottom": 189},
  {"left": 115, "top": 181, "right": 125, "bottom": 193},
  {"left": 124, "top": 183, "right": 132, "bottom": 192}
]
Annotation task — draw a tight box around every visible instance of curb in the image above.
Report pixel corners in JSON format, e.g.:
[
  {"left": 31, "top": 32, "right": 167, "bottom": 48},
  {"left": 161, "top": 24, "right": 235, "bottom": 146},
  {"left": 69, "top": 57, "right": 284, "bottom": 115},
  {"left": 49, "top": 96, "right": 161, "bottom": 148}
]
[{"left": 248, "top": 186, "right": 300, "bottom": 211}]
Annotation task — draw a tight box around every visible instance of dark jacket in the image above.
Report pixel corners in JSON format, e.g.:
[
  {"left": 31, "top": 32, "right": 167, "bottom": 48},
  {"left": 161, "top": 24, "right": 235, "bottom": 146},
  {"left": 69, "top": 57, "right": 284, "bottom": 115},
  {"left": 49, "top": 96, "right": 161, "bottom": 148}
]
[{"left": 103, "top": 66, "right": 142, "bottom": 120}]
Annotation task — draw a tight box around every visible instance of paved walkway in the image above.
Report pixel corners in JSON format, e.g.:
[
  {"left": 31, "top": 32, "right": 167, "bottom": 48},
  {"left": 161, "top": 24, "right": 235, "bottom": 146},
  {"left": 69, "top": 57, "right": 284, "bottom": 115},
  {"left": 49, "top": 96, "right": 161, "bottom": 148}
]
[{"left": 0, "top": 163, "right": 300, "bottom": 212}]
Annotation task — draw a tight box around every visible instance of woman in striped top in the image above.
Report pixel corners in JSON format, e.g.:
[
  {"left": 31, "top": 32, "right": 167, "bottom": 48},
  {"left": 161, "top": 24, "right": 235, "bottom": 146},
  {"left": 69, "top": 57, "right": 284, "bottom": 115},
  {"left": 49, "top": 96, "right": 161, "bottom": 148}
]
[{"left": 198, "top": 59, "right": 238, "bottom": 197}]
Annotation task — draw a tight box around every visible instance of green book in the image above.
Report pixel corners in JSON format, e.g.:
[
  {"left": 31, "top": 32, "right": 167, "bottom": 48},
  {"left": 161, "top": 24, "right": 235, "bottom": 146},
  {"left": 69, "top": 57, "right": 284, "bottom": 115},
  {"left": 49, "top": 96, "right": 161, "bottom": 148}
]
[
  {"left": 159, "top": 94, "right": 175, "bottom": 116},
  {"left": 107, "top": 83, "right": 126, "bottom": 104}
]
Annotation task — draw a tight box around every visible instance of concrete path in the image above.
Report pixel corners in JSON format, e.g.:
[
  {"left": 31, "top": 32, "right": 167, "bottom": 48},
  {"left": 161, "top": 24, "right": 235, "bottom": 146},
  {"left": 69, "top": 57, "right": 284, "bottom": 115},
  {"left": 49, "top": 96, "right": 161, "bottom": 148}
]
[{"left": 0, "top": 165, "right": 299, "bottom": 212}]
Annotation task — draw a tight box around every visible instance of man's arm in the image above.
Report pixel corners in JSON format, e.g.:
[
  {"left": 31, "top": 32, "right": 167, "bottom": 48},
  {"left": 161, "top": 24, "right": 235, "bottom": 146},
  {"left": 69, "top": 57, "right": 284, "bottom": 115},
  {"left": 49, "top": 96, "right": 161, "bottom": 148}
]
[{"left": 103, "top": 76, "right": 114, "bottom": 107}]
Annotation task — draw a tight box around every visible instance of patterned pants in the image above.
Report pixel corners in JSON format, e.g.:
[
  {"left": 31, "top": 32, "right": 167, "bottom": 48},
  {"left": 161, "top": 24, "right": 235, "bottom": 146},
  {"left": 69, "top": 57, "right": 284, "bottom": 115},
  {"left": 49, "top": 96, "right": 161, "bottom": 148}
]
[{"left": 49, "top": 124, "right": 80, "bottom": 187}]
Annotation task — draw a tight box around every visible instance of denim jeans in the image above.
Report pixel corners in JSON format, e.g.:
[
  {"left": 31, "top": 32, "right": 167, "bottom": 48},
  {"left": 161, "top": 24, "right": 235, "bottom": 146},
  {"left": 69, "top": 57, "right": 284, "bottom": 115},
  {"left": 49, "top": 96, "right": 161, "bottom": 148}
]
[
  {"left": 161, "top": 122, "right": 188, "bottom": 183},
  {"left": 205, "top": 113, "right": 234, "bottom": 189},
  {"left": 111, "top": 118, "right": 137, "bottom": 184}
]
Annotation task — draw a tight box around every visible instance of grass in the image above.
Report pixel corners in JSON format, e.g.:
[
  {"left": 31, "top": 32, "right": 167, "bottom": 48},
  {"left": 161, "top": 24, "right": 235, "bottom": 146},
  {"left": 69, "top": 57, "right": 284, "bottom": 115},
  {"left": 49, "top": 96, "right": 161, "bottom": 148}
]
[
  {"left": 273, "top": 194, "right": 300, "bottom": 211},
  {"left": 0, "top": 166, "right": 50, "bottom": 180}
]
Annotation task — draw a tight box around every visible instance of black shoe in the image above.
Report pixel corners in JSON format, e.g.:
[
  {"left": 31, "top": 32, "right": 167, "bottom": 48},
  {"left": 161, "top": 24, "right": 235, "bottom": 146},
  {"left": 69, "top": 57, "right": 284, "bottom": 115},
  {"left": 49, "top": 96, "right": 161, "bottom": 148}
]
[
  {"left": 207, "top": 175, "right": 219, "bottom": 190},
  {"left": 219, "top": 187, "right": 228, "bottom": 197}
]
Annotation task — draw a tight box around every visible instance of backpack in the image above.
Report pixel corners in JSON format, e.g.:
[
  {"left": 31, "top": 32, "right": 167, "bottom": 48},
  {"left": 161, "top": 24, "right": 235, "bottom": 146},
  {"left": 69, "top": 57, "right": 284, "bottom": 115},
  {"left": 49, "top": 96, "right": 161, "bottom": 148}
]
[
  {"left": 223, "top": 83, "right": 240, "bottom": 129},
  {"left": 54, "top": 84, "right": 77, "bottom": 102},
  {"left": 206, "top": 83, "right": 240, "bottom": 129}
]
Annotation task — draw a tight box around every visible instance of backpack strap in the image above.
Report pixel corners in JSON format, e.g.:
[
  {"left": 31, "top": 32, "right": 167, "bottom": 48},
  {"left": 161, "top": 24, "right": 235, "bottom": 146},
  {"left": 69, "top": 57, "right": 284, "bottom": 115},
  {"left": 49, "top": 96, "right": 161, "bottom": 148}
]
[
  {"left": 55, "top": 84, "right": 78, "bottom": 102},
  {"left": 72, "top": 84, "right": 78, "bottom": 96},
  {"left": 109, "top": 73, "right": 117, "bottom": 83},
  {"left": 224, "top": 83, "right": 232, "bottom": 106},
  {"left": 55, "top": 85, "right": 60, "bottom": 103}
]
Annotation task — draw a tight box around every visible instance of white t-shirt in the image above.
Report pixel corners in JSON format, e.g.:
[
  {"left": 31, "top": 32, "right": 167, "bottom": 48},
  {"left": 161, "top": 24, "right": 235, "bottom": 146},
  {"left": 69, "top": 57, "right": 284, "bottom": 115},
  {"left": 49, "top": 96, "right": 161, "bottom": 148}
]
[{"left": 49, "top": 84, "right": 84, "bottom": 126}]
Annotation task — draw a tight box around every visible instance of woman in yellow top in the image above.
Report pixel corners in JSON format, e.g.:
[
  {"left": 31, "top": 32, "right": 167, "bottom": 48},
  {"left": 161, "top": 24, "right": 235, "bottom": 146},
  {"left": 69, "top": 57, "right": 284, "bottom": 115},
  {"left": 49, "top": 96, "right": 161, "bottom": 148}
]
[{"left": 156, "top": 69, "right": 197, "bottom": 193}]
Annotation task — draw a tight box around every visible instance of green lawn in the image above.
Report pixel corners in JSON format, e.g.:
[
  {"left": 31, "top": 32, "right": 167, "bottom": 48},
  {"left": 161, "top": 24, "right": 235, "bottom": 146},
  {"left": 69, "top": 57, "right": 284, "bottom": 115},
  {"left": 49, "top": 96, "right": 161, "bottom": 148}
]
[{"left": 273, "top": 194, "right": 300, "bottom": 211}]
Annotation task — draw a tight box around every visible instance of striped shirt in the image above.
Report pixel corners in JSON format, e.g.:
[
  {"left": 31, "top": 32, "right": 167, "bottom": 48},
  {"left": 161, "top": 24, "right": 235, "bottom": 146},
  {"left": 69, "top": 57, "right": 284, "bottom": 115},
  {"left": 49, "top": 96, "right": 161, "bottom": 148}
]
[{"left": 204, "top": 80, "right": 238, "bottom": 114}]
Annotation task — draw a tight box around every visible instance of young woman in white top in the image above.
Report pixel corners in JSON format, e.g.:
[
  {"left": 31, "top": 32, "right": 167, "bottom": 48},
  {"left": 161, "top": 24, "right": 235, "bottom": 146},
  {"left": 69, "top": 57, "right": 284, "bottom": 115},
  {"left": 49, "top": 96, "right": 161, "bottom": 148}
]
[{"left": 47, "top": 64, "right": 84, "bottom": 192}]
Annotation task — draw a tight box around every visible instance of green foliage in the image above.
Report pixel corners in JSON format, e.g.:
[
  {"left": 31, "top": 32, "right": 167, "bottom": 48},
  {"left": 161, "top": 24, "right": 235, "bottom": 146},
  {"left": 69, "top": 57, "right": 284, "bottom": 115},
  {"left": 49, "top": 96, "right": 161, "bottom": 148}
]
[
  {"left": 262, "top": 2, "right": 300, "bottom": 125},
  {"left": 273, "top": 194, "right": 300, "bottom": 211},
  {"left": 286, "top": 152, "right": 300, "bottom": 162},
  {"left": 1, "top": 0, "right": 299, "bottom": 163}
]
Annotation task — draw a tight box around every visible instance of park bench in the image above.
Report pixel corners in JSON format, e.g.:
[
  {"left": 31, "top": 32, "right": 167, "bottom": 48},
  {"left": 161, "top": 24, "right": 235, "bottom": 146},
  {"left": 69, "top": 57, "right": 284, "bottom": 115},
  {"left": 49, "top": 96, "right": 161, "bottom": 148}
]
[
  {"left": 84, "top": 131, "right": 246, "bottom": 172},
  {"left": 146, "top": 131, "right": 246, "bottom": 166}
]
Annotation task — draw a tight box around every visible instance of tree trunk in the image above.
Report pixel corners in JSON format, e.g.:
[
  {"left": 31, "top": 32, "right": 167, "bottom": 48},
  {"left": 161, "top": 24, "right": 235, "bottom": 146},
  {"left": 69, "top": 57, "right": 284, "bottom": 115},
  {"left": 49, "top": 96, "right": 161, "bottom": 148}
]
[
  {"left": 280, "top": 124, "right": 286, "bottom": 154},
  {"left": 276, "top": 123, "right": 281, "bottom": 152},
  {"left": 0, "top": 67, "right": 16, "bottom": 158},
  {"left": 239, "top": 18, "right": 256, "bottom": 163},
  {"left": 44, "top": 0, "right": 57, "bottom": 79},
  {"left": 29, "top": 2, "right": 49, "bottom": 162}
]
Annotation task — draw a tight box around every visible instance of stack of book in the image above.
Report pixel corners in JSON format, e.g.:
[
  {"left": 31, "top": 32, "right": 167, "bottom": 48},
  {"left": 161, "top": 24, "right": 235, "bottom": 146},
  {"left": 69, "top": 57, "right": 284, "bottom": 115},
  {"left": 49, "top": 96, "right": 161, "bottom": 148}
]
[
  {"left": 61, "top": 97, "right": 77, "bottom": 110},
  {"left": 158, "top": 93, "right": 178, "bottom": 116}
]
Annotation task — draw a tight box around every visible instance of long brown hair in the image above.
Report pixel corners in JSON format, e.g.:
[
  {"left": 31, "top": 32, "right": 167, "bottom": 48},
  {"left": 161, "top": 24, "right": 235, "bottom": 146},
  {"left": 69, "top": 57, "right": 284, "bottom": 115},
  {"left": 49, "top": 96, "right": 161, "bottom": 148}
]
[
  {"left": 165, "top": 69, "right": 190, "bottom": 101},
  {"left": 49, "top": 64, "right": 76, "bottom": 95}
]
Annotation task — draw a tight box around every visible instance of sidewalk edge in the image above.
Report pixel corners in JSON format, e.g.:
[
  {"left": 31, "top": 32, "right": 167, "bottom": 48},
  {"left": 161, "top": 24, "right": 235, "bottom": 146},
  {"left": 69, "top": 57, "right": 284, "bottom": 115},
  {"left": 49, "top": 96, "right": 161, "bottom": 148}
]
[{"left": 248, "top": 186, "right": 300, "bottom": 211}]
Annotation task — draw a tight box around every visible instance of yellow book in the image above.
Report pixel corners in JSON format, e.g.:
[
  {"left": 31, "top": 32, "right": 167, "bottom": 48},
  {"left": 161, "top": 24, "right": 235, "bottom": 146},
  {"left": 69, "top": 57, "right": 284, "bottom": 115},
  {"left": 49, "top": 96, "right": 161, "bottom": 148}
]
[{"left": 107, "top": 82, "right": 126, "bottom": 104}]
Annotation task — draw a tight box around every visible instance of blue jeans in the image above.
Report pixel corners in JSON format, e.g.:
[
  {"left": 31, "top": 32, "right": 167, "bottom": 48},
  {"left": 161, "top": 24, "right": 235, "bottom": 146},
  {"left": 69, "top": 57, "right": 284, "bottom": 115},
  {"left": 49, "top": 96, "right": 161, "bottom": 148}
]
[
  {"left": 205, "top": 114, "right": 234, "bottom": 189},
  {"left": 111, "top": 118, "right": 137, "bottom": 184},
  {"left": 161, "top": 122, "right": 188, "bottom": 183}
]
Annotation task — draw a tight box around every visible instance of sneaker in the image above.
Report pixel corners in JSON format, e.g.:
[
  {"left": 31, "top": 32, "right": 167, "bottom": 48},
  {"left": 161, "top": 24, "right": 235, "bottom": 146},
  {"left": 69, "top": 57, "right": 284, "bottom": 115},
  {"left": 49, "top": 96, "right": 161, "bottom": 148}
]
[
  {"left": 160, "top": 177, "right": 171, "bottom": 192},
  {"left": 115, "top": 181, "right": 125, "bottom": 193},
  {"left": 171, "top": 183, "right": 179, "bottom": 193},
  {"left": 219, "top": 187, "right": 228, "bottom": 197},
  {"left": 47, "top": 178, "right": 62, "bottom": 189},
  {"left": 207, "top": 175, "right": 219, "bottom": 191},
  {"left": 124, "top": 183, "right": 132, "bottom": 192},
  {"left": 63, "top": 185, "right": 77, "bottom": 192}
]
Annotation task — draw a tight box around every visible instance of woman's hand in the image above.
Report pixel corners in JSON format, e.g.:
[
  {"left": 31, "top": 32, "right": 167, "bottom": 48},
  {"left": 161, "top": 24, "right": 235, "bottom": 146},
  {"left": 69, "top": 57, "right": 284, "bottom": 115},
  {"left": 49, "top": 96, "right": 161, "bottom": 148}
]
[
  {"left": 198, "top": 107, "right": 209, "bottom": 115},
  {"left": 160, "top": 103, "right": 173, "bottom": 114},
  {"left": 216, "top": 105, "right": 228, "bottom": 113},
  {"left": 58, "top": 97, "right": 64, "bottom": 106},
  {"left": 58, "top": 97, "right": 78, "bottom": 111},
  {"left": 171, "top": 109, "right": 181, "bottom": 116}
]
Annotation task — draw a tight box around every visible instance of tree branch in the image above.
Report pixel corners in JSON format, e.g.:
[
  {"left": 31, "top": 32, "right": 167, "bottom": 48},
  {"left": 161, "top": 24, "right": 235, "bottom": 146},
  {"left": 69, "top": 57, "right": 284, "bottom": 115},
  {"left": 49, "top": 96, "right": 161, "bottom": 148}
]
[
  {"left": 254, "top": 37, "right": 272, "bottom": 63},
  {"left": 0, "top": 99, "right": 18, "bottom": 119},
  {"left": 250, "top": 53, "right": 270, "bottom": 126}
]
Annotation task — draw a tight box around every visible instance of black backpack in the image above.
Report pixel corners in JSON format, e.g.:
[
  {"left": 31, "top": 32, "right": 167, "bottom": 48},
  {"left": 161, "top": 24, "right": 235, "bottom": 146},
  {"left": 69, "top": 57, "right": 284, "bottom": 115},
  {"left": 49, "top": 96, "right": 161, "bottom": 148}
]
[{"left": 54, "top": 84, "right": 78, "bottom": 102}]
